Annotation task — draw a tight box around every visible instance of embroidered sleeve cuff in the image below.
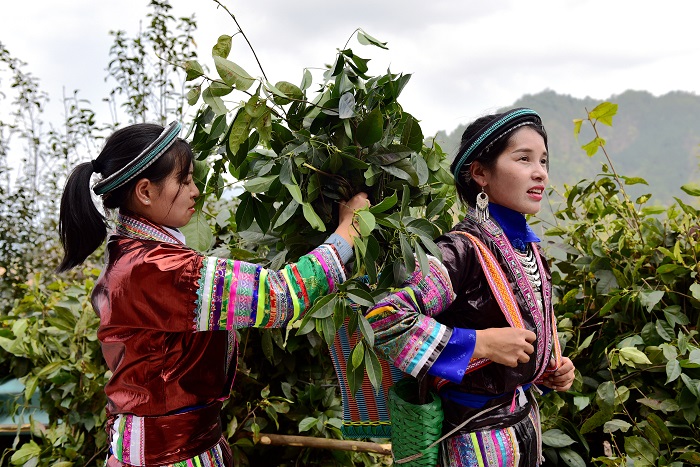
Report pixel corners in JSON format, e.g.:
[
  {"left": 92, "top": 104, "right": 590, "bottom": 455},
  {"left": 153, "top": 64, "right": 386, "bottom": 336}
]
[
  {"left": 324, "top": 233, "right": 353, "bottom": 264},
  {"left": 428, "top": 328, "right": 476, "bottom": 383}
]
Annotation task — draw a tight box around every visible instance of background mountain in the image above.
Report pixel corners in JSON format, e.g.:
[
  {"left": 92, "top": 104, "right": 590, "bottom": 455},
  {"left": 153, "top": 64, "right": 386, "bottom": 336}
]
[{"left": 433, "top": 90, "right": 700, "bottom": 205}]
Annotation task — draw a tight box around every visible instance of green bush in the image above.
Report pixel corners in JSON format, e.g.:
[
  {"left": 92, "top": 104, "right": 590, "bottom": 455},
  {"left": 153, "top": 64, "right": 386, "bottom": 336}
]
[{"left": 539, "top": 103, "right": 700, "bottom": 466}]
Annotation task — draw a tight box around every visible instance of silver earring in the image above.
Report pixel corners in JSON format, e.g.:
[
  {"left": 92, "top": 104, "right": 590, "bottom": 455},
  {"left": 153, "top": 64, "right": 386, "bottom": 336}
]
[{"left": 475, "top": 188, "right": 489, "bottom": 223}]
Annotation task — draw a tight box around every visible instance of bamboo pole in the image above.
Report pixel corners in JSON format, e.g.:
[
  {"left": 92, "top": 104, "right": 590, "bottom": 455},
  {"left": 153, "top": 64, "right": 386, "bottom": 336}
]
[{"left": 256, "top": 433, "right": 392, "bottom": 456}]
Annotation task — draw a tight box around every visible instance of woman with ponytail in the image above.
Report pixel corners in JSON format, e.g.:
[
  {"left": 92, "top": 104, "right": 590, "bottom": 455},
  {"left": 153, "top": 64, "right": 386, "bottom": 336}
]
[{"left": 58, "top": 122, "right": 369, "bottom": 466}]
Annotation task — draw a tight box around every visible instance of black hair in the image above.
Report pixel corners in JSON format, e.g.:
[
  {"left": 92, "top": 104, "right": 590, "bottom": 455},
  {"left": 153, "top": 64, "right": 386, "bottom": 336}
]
[
  {"left": 450, "top": 112, "right": 548, "bottom": 206},
  {"left": 57, "top": 123, "right": 193, "bottom": 272}
]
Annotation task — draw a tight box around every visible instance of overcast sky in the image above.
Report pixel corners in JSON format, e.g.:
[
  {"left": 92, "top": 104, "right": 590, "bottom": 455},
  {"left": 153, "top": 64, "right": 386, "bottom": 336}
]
[{"left": 1, "top": 0, "right": 699, "bottom": 138}]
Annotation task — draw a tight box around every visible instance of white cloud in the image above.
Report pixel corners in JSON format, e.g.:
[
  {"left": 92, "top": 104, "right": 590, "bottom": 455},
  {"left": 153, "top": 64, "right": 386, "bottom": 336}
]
[{"left": 1, "top": 0, "right": 699, "bottom": 139}]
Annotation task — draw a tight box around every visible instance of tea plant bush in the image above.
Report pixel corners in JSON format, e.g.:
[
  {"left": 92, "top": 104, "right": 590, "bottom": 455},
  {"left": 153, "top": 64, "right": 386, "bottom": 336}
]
[{"left": 539, "top": 103, "right": 700, "bottom": 466}]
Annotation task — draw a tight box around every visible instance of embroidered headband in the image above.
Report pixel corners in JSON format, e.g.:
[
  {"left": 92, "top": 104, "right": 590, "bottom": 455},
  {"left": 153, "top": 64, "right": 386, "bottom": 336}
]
[
  {"left": 93, "top": 121, "right": 182, "bottom": 195},
  {"left": 452, "top": 108, "right": 544, "bottom": 182}
]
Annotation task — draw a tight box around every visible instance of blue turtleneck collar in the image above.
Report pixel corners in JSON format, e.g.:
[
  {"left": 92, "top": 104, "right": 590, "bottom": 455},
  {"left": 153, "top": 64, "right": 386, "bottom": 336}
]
[{"left": 488, "top": 203, "right": 540, "bottom": 251}]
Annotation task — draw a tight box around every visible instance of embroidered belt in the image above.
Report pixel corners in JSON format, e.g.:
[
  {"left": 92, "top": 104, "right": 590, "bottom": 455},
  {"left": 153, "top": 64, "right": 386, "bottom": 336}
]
[{"left": 107, "top": 401, "right": 223, "bottom": 466}]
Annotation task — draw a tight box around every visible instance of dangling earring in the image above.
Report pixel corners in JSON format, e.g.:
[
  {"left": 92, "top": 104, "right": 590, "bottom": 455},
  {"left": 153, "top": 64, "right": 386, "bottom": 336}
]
[{"left": 475, "top": 187, "right": 489, "bottom": 223}]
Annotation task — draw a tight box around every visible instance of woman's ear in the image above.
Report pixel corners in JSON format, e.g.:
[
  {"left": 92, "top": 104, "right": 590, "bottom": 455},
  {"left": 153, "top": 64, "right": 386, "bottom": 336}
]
[
  {"left": 132, "top": 178, "right": 154, "bottom": 207},
  {"left": 470, "top": 161, "right": 488, "bottom": 187}
]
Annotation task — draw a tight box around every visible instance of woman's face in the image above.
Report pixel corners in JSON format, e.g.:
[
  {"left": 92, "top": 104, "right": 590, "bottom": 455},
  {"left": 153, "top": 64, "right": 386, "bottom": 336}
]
[
  {"left": 148, "top": 163, "right": 199, "bottom": 228},
  {"left": 478, "top": 127, "right": 548, "bottom": 215}
]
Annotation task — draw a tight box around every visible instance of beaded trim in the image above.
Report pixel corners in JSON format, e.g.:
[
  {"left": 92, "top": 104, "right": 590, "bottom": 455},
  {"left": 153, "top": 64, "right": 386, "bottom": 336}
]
[{"left": 94, "top": 121, "right": 182, "bottom": 195}]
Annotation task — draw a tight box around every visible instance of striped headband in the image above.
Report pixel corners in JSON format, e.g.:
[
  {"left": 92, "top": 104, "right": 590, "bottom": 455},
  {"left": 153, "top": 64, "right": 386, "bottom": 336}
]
[
  {"left": 452, "top": 108, "right": 544, "bottom": 181},
  {"left": 93, "top": 121, "right": 182, "bottom": 195}
]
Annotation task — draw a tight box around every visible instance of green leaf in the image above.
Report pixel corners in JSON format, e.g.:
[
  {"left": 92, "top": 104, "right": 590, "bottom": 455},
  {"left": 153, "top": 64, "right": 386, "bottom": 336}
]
[
  {"left": 244, "top": 175, "right": 277, "bottom": 193},
  {"left": 426, "top": 197, "right": 447, "bottom": 219},
  {"left": 321, "top": 312, "right": 337, "bottom": 347},
  {"left": 603, "top": 419, "right": 632, "bottom": 433},
  {"left": 369, "top": 191, "right": 397, "bottom": 213},
  {"left": 413, "top": 240, "right": 429, "bottom": 278},
  {"left": 681, "top": 183, "right": 700, "bottom": 196},
  {"left": 581, "top": 137, "right": 605, "bottom": 157},
  {"left": 400, "top": 114, "right": 424, "bottom": 152},
  {"left": 594, "top": 270, "right": 618, "bottom": 294},
  {"left": 212, "top": 34, "right": 232, "bottom": 58},
  {"left": 235, "top": 193, "right": 255, "bottom": 231},
  {"left": 202, "top": 87, "right": 227, "bottom": 115},
  {"left": 302, "top": 203, "right": 326, "bottom": 231},
  {"left": 358, "top": 313, "right": 374, "bottom": 348},
  {"left": 181, "top": 211, "right": 213, "bottom": 251},
  {"left": 228, "top": 111, "right": 252, "bottom": 158},
  {"left": 581, "top": 408, "right": 612, "bottom": 434},
  {"left": 619, "top": 347, "right": 652, "bottom": 366},
  {"left": 365, "top": 347, "right": 383, "bottom": 391},
  {"left": 251, "top": 198, "right": 270, "bottom": 232},
  {"left": 10, "top": 440, "right": 41, "bottom": 464},
  {"left": 186, "top": 85, "right": 201, "bottom": 105},
  {"left": 690, "top": 283, "right": 700, "bottom": 301},
  {"left": 299, "top": 417, "right": 317, "bottom": 432},
  {"left": 273, "top": 200, "right": 299, "bottom": 229},
  {"left": 624, "top": 436, "right": 656, "bottom": 466},
  {"left": 271, "top": 81, "right": 303, "bottom": 105},
  {"left": 301, "top": 69, "right": 313, "bottom": 90},
  {"left": 356, "top": 108, "right": 383, "bottom": 147},
  {"left": 351, "top": 341, "right": 365, "bottom": 370},
  {"left": 647, "top": 413, "right": 673, "bottom": 444},
  {"left": 573, "top": 118, "right": 583, "bottom": 137},
  {"left": 214, "top": 55, "right": 255, "bottom": 91},
  {"left": 588, "top": 102, "right": 618, "bottom": 126},
  {"left": 679, "top": 452, "right": 700, "bottom": 464},
  {"left": 639, "top": 290, "right": 664, "bottom": 312},
  {"left": 666, "top": 359, "right": 681, "bottom": 383},
  {"left": 261, "top": 330, "right": 274, "bottom": 363},
  {"left": 346, "top": 288, "right": 375, "bottom": 308},
  {"left": 184, "top": 59, "right": 204, "bottom": 81},
  {"left": 559, "top": 448, "right": 587, "bottom": 467},
  {"left": 541, "top": 429, "right": 576, "bottom": 447},
  {"left": 399, "top": 232, "right": 415, "bottom": 274},
  {"left": 622, "top": 175, "right": 649, "bottom": 185},
  {"left": 599, "top": 294, "right": 621, "bottom": 316},
  {"left": 285, "top": 183, "right": 303, "bottom": 204},
  {"left": 357, "top": 30, "right": 388, "bottom": 49},
  {"left": 311, "top": 295, "right": 337, "bottom": 319},
  {"left": 338, "top": 92, "right": 355, "bottom": 119},
  {"left": 356, "top": 210, "right": 376, "bottom": 236}
]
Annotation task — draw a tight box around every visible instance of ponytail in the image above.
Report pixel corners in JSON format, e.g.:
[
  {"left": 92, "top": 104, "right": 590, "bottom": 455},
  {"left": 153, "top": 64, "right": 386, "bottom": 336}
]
[
  {"left": 57, "top": 122, "right": 194, "bottom": 272},
  {"left": 57, "top": 161, "right": 108, "bottom": 272}
]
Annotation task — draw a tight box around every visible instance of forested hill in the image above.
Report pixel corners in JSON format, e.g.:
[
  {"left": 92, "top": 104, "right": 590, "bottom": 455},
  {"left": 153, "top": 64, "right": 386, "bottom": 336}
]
[{"left": 433, "top": 90, "right": 700, "bottom": 204}]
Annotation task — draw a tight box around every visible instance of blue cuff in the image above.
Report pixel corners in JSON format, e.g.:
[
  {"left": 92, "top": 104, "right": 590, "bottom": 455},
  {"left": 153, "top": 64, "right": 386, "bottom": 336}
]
[
  {"left": 428, "top": 328, "right": 476, "bottom": 383},
  {"left": 324, "top": 233, "right": 353, "bottom": 264}
]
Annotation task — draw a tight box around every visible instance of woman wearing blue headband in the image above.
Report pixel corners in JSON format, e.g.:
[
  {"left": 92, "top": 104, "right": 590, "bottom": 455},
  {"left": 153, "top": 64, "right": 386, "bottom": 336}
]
[
  {"left": 58, "top": 122, "right": 368, "bottom": 466},
  {"left": 365, "top": 108, "right": 575, "bottom": 466}
]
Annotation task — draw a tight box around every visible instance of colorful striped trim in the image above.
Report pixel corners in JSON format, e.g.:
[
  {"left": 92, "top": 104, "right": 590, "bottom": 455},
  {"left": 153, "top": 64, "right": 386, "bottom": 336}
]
[
  {"left": 110, "top": 414, "right": 145, "bottom": 466},
  {"left": 115, "top": 212, "right": 183, "bottom": 244},
  {"left": 442, "top": 424, "right": 521, "bottom": 467},
  {"left": 193, "top": 244, "right": 345, "bottom": 331},
  {"left": 94, "top": 121, "right": 182, "bottom": 195},
  {"left": 453, "top": 231, "right": 525, "bottom": 375},
  {"left": 329, "top": 318, "right": 404, "bottom": 439},
  {"left": 452, "top": 109, "right": 540, "bottom": 180},
  {"left": 162, "top": 439, "right": 228, "bottom": 467}
]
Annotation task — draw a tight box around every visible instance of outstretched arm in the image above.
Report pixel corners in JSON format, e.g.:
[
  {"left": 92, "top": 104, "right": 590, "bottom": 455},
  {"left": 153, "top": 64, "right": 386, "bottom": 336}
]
[{"left": 194, "top": 192, "right": 370, "bottom": 331}]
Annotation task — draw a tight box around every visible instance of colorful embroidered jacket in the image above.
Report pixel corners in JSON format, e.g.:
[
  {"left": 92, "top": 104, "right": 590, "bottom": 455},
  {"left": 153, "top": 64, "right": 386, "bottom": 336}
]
[
  {"left": 367, "top": 212, "right": 559, "bottom": 432},
  {"left": 91, "top": 211, "right": 347, "bottom": 465}
]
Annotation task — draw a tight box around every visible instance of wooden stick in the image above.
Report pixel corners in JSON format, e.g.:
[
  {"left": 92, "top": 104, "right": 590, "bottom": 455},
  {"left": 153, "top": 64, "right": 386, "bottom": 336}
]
[{"left": 256, "top": 433, "right": 392, "bottom": 455}]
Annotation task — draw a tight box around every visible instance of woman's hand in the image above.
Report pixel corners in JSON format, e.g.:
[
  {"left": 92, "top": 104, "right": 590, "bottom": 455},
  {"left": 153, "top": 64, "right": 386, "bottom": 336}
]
[
  {"left": 336, "top": 192, "right": 370, "bottom": 245},
  {"left": 473, "top": 328, "right": 536, "bottom": 368},
  {"left": 541, "top": 357, "right": 575, "bottom": 391}
]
